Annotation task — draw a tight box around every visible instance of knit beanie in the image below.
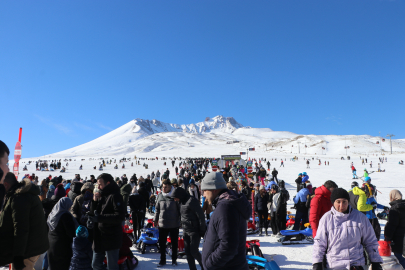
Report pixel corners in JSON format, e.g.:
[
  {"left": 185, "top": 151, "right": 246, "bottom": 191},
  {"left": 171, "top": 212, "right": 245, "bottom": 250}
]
[
  {"left": 259, "top": 185, "right": 265, "bottom": 191},
  {"left": 54, "top": 183, "right": 66, "bottom": 197},
  {"left": 389, "top": 189, "right": 402, "bottom": 202},
  {"left": 81, "top": 182, "right": 94, "bottom": 192},
  {"left": 330, "top": 188, "right": 350, "bottom": 204},
  {"left": 76, "top": 225, "right": 89, "bottom": 238},
  {"left": 201, "top": 172, "right": 227, "bottom": 190}
]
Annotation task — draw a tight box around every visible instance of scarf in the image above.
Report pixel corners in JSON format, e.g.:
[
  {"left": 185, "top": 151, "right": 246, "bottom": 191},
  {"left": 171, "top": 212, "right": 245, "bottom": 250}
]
[{"left": 390, "top": 189, "right": 402, "bottom": 202}]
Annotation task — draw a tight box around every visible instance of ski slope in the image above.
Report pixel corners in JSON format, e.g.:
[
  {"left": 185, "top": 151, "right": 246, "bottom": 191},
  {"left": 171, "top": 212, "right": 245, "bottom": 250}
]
[{"left": 13, "top": 152, "right": 405, "bottom": 270}]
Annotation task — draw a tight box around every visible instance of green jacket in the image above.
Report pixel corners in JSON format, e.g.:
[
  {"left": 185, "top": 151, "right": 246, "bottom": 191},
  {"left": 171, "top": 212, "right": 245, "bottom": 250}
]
[
  {"left": 0, "top": 179, "right": 49, "bottom": 264},
  {"left": 120, "top": 183, "right": 132, "bottom": 207}
]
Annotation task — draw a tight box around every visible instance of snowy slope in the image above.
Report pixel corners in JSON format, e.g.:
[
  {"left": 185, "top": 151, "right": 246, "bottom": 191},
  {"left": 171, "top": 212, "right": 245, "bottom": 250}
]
[{"left": 48, "top": 116, "right": 405, "bottom": 158}]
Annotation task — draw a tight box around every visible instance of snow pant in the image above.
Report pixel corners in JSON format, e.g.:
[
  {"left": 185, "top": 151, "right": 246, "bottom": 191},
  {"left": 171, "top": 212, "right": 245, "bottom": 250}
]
[
  {"left": 257, "top": 210, "right": 268, "bottom": 230},
  {"left": 394, "top": 253, "right": 405, "bottom": 269},
  {"left": 259, "top": 177, "right": 265, "bottom": 185},
  {"left": 370, "top": 218, "right": 381, "bottom": 240},
  {"left": 159, "top": 227, "right": 179, "bottom": 264},
  {"left": 132, "top": 211, "right": 145, "bottom": 240},
  {"left": 293, "top": 210, "right": 308, "bottom": 231},
  {"left": 11, "top": 255, "right": 40, "bottom": 270},
  {"left": 184, "top": 232, "right": 203, "bottom": 270},
  {"left": 92, "top": 249, "right": 119, "bottom": 270},
  {"left": 278, "top": 206, "right": 287, "bottom": 231},
  {"left": 272, "top": 176, "right": 278, "bottom": 184},
  {"left": 270, "top": 213, "right": 280, "bottom": 235}
]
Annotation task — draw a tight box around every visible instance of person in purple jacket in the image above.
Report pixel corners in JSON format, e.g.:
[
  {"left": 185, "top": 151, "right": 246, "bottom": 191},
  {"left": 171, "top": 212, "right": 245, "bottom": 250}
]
[{"left": 313, "top": 188, "right": 383, "bottom": 270}]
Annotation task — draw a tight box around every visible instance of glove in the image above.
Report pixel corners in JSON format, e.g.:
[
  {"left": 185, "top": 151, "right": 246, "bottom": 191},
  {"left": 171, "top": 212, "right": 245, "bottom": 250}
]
[
  {"left": 12, "top": 256, "right": 25, "bottom": 270},
  {"left": 88, "top": 210, "right": 99, "bottom": 223},
  {"left": 371, "top": 262, "right": 383, "bottom": 270},
  {"left": 313, "top": 262, "right": 323, "bottom": 270}
]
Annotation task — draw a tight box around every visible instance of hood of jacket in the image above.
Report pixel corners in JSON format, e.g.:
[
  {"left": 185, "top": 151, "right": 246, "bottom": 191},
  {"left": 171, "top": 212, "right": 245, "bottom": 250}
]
[
  {"left": 302, "top": 175, "right": 309, "bottom": 182},
  {"left": 11, "top": 179, "right": 39, "bottom": 196},
  {"left": 390, "top": 199, "right": 405, "bottom": 209},
  {"left": 120, "top": 183, "right": 132, "bottom": 195},
  {"left": 315, "top": 185, "right": 331, "bottom": 198},
  {"left": 71, "top": 182, "right": 83, "bottom": 194},
  {"left": 172, "top": 187, "right": 190, "bottom": 204},
  {"left": 100, "top": 181, "right": 120, "bottom": 197},
  {"left": 214, "top": 189, "right": 251, "bottom": 220}
]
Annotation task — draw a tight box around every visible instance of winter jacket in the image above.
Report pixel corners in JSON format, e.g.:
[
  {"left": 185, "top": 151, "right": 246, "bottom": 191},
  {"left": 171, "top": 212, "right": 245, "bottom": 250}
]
[
  {"left": 144, "top": 178, "right": 153, "bottom": 193},
  {"left": 349, "top": 187, "right": 373, "bottom": 213},
  {"left": 0, "top": 184, "right": 5, "bottom": 210},
  {"left": 71, "top": 191, "right": 93, "bottom": 225},
  {"left": 0, "top": 179, "right": 49, "bottom": 265},
  {"left": 313, "top": 206, "right": 382, "bottom": 269},
  {"left": 120, "top": 183, "right": 132, "bottom": 207},
  {"left": 188, "top": 185, "right": 200, "bottom": 200},
  {"left": 152, "top": 177, "right": 160, "bottom": 187},
  {"left": 68, "top": 182, "right": 83, "bottom": 203},
  {"left": 385, "top": 200, "right": 405, "bottom": 254},
  {"left": 302, "top": 175, "right": 309, "bottom": 183},
  {"left": 365, "top": 197, "right": 378, "bottom": 219},
  {"left": 154, "top": 186, "right": 181, "bottom": 228},
  {"left": 309, "top": 185, "right": 332, "bottom": 237},
  {"left": 172, "top": 187, "right": 206, "bottom": 235},
  {"left": 128, "top": 193, "right": 146, "bottom": 213},
  {"left": 266, "top": 181, "right": 277, "bottom": 190},
  {"left": 90, "top": 181, "right": 126, "bottom": 252},
  {"left": 138, "top": 185, "right": 149, "bottom": 208},
  {"left": 202, "top": 189, "right": 251, "bottom": 270},
  {"left": 69, "top": 237, "right": 93, "bottom": 270},
  {"left": 241, "top": 186, "right": 252, "bottom": 200},
  {"left": 48, "top": 212, "right": 76, "bottom": 270},
  {"left": 271, "top": 170, "right": 278, "bottom": 177},
  {"left": 294, "top": 187, "right": 310, "bottom": 204},
  {"left": 254, "top": 192, "right": 269, "bottom": 212}
]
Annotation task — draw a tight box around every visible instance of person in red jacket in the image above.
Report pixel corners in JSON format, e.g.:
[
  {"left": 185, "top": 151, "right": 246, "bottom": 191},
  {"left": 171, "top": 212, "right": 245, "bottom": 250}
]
[{"left": 309, "top": 180, "right": 338, "bottom": 237}]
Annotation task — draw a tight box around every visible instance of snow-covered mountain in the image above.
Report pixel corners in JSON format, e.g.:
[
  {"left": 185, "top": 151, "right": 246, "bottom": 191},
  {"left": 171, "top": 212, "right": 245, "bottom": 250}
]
[{"left": 49, "top": 116, "right": 405, "bottom": 157}]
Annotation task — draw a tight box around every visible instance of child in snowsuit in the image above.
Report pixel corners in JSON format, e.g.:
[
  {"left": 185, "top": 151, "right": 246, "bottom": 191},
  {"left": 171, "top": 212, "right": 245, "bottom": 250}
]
[{"left": 69, "top": 226, "right": 93, "bottom": 270}]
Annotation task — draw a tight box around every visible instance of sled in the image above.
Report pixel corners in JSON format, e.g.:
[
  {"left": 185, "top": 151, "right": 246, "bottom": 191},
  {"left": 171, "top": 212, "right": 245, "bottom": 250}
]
[
  {"left": 246, "top": 240, "right": 264, "bottom": 257},
  {"left": 278, "top": 227, "right": 314, "bottom": 245},
  {"left": 135, "top": 227, "right": 159, "bottom": 254},
  {"left": 247, "top": 255, "right": 281, "bottom": 270},
  {"left": 166, "top": 236, "right": 186, "bottom": 259}
]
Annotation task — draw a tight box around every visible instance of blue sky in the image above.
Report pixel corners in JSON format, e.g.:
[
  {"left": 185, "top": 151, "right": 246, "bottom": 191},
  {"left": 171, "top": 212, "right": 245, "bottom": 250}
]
[{"left": 1, "top": 0, "right": 404, "bottom": 158}]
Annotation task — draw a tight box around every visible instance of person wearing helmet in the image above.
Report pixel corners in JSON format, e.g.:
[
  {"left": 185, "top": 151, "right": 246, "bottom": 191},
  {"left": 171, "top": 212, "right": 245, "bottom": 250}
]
[{"left": 351, "top": 181, "right": 359, "bottom": 189}]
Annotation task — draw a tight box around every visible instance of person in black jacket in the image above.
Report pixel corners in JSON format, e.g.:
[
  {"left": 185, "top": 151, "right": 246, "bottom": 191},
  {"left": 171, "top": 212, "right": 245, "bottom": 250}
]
[
  {"left": 271, "top": 168, "right": 278, "bottom": 183},
  {"left": 88, "top": 173, "right": 126, "bottom": 270},
  {"left": 254, "top": 185, "right": 270, "bottom": 236},
  {"left": 128, "top": 190, "right": 147, "bottom": 241},
  {"left": 201, "top": 172, "right": 251, "bottom": 270},
  {"left": 68, "top": 181, "right": 83, "bottom": 203},
  {"left": 295, "top": 173, "right": 303, "bottom": 192},
  {"left": 138, "top": 182, "right": 150, "bottom": 218},
  {"left": 172, "top": 187, "right": 206, "bottom": 270},
  {"left": 385, "top": 189, "right": 405, "bottom": 268},
  {"left": 47, "top": 197, "right": 78, "bottom": 270},
  {"left": 144, "top": 175, "right": 153, "bottom": 196},
  {"left": 0, "top": 140, "right": 9, "bottom": 210}
]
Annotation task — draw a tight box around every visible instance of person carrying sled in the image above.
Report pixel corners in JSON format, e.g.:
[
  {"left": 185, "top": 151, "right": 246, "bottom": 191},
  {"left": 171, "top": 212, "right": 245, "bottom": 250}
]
[
  {"left": 384, "top": 189, "right": 405, "bottom": 268},
  {"left": 312, "top": 188, "right": 383, "bottom": 270},
  {"left": 201, "top": 172, "right": 251, "bottom": 270},
  {"left": 309, "top": 180, "right": 337, "bottom": 237},
  {"left": 172, "top": 187, "right": 206, "bottom": 270}
]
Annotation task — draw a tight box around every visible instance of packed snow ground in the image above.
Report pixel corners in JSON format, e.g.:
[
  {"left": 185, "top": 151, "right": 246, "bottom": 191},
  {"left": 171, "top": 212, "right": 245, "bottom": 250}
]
[{"left": 12, "top": 153, "right": 405, "bottom": 270}]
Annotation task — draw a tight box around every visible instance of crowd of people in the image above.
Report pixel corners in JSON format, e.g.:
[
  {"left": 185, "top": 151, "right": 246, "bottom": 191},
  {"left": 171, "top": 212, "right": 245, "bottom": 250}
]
[{"left": 0, "top": 139, "right": 404, "bottom": 270}]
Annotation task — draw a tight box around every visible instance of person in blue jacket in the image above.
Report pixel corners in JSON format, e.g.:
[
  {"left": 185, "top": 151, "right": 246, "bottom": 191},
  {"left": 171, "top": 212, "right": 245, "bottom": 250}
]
[
  {"left": 293, "top": 183, "right": 310, "bottom": 231},
  {"left": 265, "top": 180, "right": 277, "bottom": 191},
  {"left": 69, "top": 225, "right": 93, "bottom": 270},
  {"left": 364, "top": 183, "right": 385, "bottom": 240}
]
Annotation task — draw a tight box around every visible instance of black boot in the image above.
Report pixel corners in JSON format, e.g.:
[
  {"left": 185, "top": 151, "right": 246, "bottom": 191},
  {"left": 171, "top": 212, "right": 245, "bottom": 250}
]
[
  {"left": 259, "top": 228, "right": 263, "bottom": 236},
  {"left": 265, "top": 229, "right": 268, "bottom": 236}
]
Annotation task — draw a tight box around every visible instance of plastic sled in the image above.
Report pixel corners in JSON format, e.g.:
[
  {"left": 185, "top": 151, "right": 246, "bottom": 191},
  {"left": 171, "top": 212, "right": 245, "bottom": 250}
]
[
  {"left": 278, "top": 227, "right": 314, "bottom": 245},
  {"left": 247, "top": 220, "right": 260, "bottom": 235},
  {"left": 247, "top": 255, "right": 281, "bottom": 270},
  {"left": 135, "top": 227, "right": 159, "bottom": 254},
  {"left": 246, "top": 240, "right": 264, "bottom": 258},
  {"left": 166, "top": 236, "right": 186, "bottom": 259}
]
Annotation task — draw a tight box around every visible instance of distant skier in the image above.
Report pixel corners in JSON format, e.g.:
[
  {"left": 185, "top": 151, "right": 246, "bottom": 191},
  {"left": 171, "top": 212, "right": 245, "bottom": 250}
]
[
  {"left": 280, "top": 160, "right": 284, "bottom": 167},
  {"left": 370, "top": 161, "right": 372, "bottom": 168},
  {"left": 306, "top": 159, "right": 310, "bottom": 169}
]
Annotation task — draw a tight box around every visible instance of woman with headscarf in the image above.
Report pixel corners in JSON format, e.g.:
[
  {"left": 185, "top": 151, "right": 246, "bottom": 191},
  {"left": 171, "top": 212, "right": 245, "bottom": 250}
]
[
  {"left": 47, "top": 197, "right": 78, "bottom": 270},
  {"left": 384, "top": 189, "right": 405, "bottom": 268}
]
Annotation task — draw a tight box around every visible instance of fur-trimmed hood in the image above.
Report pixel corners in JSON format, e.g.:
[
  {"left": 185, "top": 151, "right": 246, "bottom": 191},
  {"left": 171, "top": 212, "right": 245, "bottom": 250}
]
[{"left": 13, "top": 179, "right": 39, "bottom": 196}]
